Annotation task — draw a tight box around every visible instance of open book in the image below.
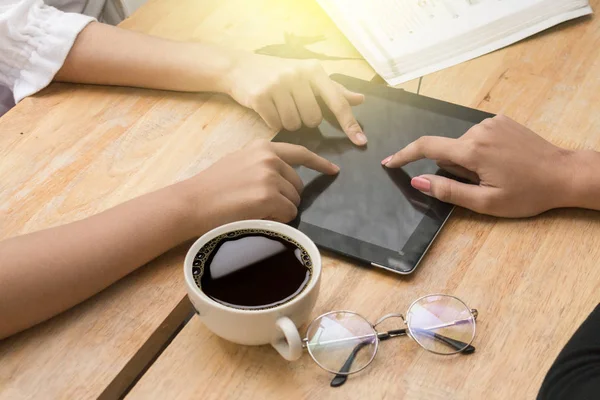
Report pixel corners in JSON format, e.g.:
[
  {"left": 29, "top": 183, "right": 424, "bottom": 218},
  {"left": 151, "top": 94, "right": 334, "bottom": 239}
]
[{"left": 316, "top": 0, "right": 593, "bottom": 86}]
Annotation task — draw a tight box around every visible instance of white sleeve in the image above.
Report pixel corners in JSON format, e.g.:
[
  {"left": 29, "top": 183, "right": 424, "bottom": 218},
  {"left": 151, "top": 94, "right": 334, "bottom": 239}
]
[{"left": 0, "top": 0, "right": 96, "bottom": 103}]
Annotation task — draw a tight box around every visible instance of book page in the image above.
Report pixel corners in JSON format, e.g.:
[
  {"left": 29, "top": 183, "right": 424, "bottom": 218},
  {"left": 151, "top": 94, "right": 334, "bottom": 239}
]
[
  {"left": 317, "top": 0, "right": 588, "bottom": 59},
  {"left": 361, "top": 0, "right": 506, "bottom": 42}
]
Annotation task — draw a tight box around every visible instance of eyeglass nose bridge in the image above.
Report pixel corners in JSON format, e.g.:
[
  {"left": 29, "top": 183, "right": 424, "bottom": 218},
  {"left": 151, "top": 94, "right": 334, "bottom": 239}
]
[{"left": 373, "top": 313, "right": 406, "bottom": 329}]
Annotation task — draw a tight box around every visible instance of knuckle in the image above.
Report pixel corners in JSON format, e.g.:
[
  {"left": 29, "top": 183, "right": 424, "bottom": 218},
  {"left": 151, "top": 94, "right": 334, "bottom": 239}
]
[
  {"left": 255, "top": 187, "right": 276, "bottom": 203},
  {"left": 344, "top": 120, "right": 361, "bottom": 132},
  {"left": 304, "top": 112, "right": 323, "bottom": 128},
  {"left": 295, "top": 145, "right": 310, "bottom": 160},
  {"left": 494, "top": 114, "right": 508, "bottom": 122},
  {"left": 282, "top": 118, "right": 302, "bottom": 132},
  {"left": 304, "top": 59, "right": 322, "bottom": 73},
  {"left": 458, "top": 141, "right": 480, "bottom": 170},
  {"left": 278, "top": 201, "right": 298, "bottom": 222},
  {"left": 413, "top": 136, "right": 430, "bottom": 152},
  {"left": 475, "top": 193, "right": 498, "bottom": 214},
  {"left": 278, "top": 69, "right": 298, "bottom": 85},
  {"left": 479, "top": 118, "right": 496, "bottom": 130},
  {"left": 293, "top": 191, "right": 302, "bottom": 205},
  {"left": 265, "top": 79, "right": 281, "bottom": 92},
  {"left": 470, "top": 128, "right": 492, "bottom": 149},
  {"left": 249, "top": 90, "right": 268, "bottom": 105},
  {"left": 471, "top": 135, "right": 485, "bottom": 150},
  {"left": 288, "top": 206, "right": 298, "bottom": 221},
  {"left": 290, "top": 117, "right": 303, "bottom": 131},
  {"left": 259, "top": 168, "right": 278, "bottom": 182},
  {"left": 329, "top": 101, "right": 347, "bottom": 116},
  {"left": 434, "top": 180, "right": 454, "bottom": 203},
  {"left": 260, "top": 152, "right": 279, "bottom": 167},
  {"left": 463, "top": 138, "right": 480, "bottom": 157},
  {"left": 419, "top": 135, "right": 434, "bottom": 144},
  {"left": 464, "top": 124, "right": 481, "bottom": 138},
  {"left": 296, "top": 174, "right": 305, "bottom": 190}
]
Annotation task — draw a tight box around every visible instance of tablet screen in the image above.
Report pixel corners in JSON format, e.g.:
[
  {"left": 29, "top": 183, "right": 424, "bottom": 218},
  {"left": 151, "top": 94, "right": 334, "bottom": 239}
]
[{"left": 273, "top": 75, "right": 493, "bottom": 273}]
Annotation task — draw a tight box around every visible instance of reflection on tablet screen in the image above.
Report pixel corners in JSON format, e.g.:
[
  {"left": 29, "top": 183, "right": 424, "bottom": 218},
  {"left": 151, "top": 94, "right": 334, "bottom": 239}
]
[
  {"left": 273, "top": 74, "right": 493, "bottom": 273},
  {"left": 279, "top": 95, "right": 473, "bottom": 253}
]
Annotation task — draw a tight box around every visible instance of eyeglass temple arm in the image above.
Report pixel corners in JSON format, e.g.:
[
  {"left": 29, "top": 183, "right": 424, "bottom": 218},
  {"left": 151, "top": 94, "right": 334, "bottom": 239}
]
[
  {"left": 411, "top": 328, "right": 476, "bottom": 354},
  {"left": 330, "top": 340, "right": 373, "bottom": 387},
  {"left": 330, "top": 328, "right": 475, "bottom": 388},
  {"left": 330, "top": 330, "right": 409, "bottom": 388}
]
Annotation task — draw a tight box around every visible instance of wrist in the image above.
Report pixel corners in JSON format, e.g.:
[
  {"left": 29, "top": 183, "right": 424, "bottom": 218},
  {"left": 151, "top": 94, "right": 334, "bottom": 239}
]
[
  {"left": 185, "top": 43, "right": 243, "bottom": 94},
  {"left": 213, "top": 47, "right": 247, "bottom": 97},
  {"left": 560, "top": 149, "right": 600, "bottom": 211},
  {"left": 158, "top": 182, "right": 204, "bottom": 242},
  {"left": 168, "top": 175, "right": 225, "bottom": 240}
]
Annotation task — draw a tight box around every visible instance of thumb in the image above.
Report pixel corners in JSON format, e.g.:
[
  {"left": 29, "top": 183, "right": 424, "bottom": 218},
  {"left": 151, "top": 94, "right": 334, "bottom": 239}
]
[
  {"left": 335, "top": 82, "right": 365, "bottom": 106},
  {"left": 411, "top": 174, "right": 491, "bottom": 213}
]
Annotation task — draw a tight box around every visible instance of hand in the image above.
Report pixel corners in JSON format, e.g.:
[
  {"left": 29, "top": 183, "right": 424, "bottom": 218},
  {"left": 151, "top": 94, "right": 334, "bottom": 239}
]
[
  {"left": 223, "top": 52, "right": 366, "bottom": 145},
  {"left": 382, "top": 115, "right": 577, "bottom": 217},
  {"left": 179, "top": 141, "right": 339, "bottom": 227}
]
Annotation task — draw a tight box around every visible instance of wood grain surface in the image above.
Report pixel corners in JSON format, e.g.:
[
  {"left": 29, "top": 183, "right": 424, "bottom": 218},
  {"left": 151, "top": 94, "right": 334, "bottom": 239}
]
[
  {"left": 1, "top": 0, "right": 598, "bottom": 399},
  {"left": 124, "top": 1, "right": 600, "bottom": 400},
  {"left": 0, "top": 0, "right": 389, "bottom": 399}
]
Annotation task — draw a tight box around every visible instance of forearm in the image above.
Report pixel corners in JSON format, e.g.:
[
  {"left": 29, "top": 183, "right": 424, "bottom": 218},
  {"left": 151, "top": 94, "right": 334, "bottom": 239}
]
[
  {"left": 564, "top": 150, "right": 600, "bottom": 211},
  {"left": 0, "top": 184, "right": 199, "bottom": 339},
  {"left": 55, "top": 22, "right": 239, "bottom": 94}
]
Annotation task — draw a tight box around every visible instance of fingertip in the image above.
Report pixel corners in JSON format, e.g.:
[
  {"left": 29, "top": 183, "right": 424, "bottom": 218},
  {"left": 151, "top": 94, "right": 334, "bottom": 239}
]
[
  {"left": 383, "top": 154, "right": 405, "bottom": 168},
  {"left": 411, "top": 176, "right": 431, "bottom": 193},
  {"left": 352, "top": 132, "right": 367, "bottom": 146},
  {"left": 330, "top": 163, "right": 340, "bottom": 174},
  {"left": 346, "top": 92, "right": 365, "bottom": 106}
]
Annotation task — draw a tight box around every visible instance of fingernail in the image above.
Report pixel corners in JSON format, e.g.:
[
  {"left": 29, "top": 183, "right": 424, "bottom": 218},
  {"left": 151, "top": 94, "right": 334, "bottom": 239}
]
[
  {"left": 381, "top": 155, "right": 393, "bottom": 166},
  {"left": 331, "top": 163, "right": 340, "bottom": 173},
  {"left": 355, "top": 132, "right": 367, "bottom": 145},
  {"left": 412, "top": 177, "right": 431, "bottom": 192}
]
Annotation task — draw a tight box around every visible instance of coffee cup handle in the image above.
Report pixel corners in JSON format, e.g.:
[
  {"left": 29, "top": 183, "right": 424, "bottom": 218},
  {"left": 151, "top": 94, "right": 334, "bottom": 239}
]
[{"left": 271, "top": 316, "right": 303, "bottom": 361}]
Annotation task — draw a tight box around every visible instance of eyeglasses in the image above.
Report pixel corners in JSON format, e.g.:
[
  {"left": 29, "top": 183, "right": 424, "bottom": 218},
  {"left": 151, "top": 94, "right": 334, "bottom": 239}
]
[{"left": 301, "top": 294, "right": 478, "bottom": 387}]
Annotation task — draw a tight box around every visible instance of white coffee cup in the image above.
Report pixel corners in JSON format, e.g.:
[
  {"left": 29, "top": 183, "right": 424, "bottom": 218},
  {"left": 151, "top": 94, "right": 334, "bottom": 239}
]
[{"left": 183, "top": 220, "right": 321, "bottom": 361}]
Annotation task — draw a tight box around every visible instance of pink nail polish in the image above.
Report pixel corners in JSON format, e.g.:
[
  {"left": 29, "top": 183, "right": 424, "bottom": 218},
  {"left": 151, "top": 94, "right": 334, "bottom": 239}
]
[
  {"left": 381, "top": 155, "right": 393, "bottom": 165},
  {"left": 412, "top": 177, "right": 431, "bottom": 192}
]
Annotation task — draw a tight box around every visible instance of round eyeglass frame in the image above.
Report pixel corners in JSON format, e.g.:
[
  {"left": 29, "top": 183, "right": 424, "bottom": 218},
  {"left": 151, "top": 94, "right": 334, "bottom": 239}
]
[
  {"left": 303, "top": 294, "right": 477, "bottom": 375},
  {"left": 405, "top": 294, "right": 477, "bottom": 356},
  {"left": 304, "top": 310, "right": 379, "bottom": 375}
]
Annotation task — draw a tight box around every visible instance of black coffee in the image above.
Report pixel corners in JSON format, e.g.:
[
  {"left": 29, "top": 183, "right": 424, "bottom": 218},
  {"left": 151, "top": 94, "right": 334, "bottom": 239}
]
[{"left": 192, "top": 229, "right": 312, "bottom": 310}]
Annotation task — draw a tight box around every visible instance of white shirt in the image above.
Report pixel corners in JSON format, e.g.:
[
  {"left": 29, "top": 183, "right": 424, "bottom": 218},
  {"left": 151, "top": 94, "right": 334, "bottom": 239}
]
[{"left": 0, "top": 0, "right": 123, "bottom": 116}]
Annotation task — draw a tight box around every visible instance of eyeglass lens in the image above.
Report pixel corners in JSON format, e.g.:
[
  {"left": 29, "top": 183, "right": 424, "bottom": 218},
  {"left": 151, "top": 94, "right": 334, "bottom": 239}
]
[
  {"left": 406, "top": 295, "right": 476, "bottom": 355},
  {"left": 305, "top": 311, "right": 378, "bottom": 375}
]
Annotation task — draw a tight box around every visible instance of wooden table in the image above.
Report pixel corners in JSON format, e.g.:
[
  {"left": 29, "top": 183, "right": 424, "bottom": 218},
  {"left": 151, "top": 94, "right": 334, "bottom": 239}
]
[{"left": 1, "top": 0, "right": 599, "bottom": 399}]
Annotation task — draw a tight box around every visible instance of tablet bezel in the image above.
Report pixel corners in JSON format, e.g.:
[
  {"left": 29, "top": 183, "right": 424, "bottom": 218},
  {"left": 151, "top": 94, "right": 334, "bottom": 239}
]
[
  {"left": 276, "top": 74, "right": 494, "bottom": 275},
  {"left": 290, "top": 202, "right": 454, "bottom": 274}
]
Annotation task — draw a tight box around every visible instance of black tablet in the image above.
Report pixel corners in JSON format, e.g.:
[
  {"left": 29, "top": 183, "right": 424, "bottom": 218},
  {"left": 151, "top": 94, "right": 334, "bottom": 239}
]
[{"left": 273, "top": 74, "right": 493, "bottom": 274}]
